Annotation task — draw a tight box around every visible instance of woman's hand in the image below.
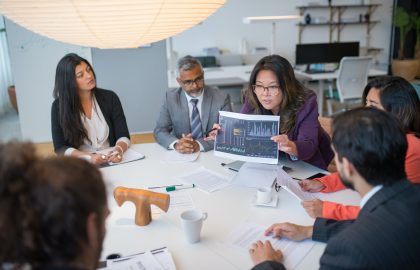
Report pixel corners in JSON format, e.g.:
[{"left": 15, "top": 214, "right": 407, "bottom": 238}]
[
  {"left": 271, "top": 134, "right": 298, "bottom": 156},
  {"left": 299, "top": 179, "right": 326, "bottom": 193},
  {"left": 90, "top": 153, "right": 109, "bottom": 165},
  {"left": 204, "top": 123, "right": 222, "bottom": 141},
  {"left": 107, "top": 149, "right": 123, "bottom": 163}
]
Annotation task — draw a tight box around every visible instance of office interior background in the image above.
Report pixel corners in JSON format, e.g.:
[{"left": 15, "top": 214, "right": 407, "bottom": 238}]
[{"left": 0, "top": 0, "right": 419, "bottom": 145}]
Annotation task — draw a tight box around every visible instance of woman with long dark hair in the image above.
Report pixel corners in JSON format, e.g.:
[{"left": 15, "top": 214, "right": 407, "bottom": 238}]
[
  {"left": 300, "top": 76, "right": 420, "bottom": 220},
  {"left": 240, "top": 55, "right": 333, "bottom": 170},
  {"left": 51, "top": 53, "right": 130, "bottom": 165}
]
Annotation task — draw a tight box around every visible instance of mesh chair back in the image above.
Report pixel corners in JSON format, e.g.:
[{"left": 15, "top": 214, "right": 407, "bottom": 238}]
[{"left": 336, "top": 57, "right": 372, "bottom": 103}]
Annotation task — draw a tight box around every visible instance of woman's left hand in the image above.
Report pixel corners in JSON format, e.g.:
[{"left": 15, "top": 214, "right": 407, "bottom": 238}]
[{"left": 271, "top": 134, "right": 297, "bottom": 156}]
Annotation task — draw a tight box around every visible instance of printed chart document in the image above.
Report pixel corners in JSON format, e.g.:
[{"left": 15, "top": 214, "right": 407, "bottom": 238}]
[
  {"left": 98, "top": 148, "right": 145, "bottom": 167},
  {"left": 225, "top": 222, "right": 314, "bottom": 270},
  {"left": 232, "top": 162, "right": 277, "bottom": 189},
  {"left": 176, "top": 167, "right": 231, "bottom": 193},
  {"left": 276, "top": 168, "right": 318, "bottom": 201},
  {"left": 102, "top": 247, "right": 176, "bottom": 270},
  {"left": 163, "top": 150, "right": 199, "bottom": 163},
  {"left": 215, "top": 111, "right": 279, "bottom": 164}
]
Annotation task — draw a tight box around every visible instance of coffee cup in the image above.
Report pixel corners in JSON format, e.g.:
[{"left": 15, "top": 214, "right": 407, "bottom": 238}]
[
  {"left": 180, "top": 209, "right": 208, "bottom": 243},
  {"left": 257, "top": 187, "right": 272, "bottom": 204}
]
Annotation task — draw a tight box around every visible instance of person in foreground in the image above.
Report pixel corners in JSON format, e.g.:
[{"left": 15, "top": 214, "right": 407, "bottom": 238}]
[
  {"left": 208, "top": 55, "right": 333, "bottom": 170},
  {"left": 300, "top": 76, "right": 420, "bottom": 220},
  {"left": 250, "top": 108, "right": 420, "bottom": 270},
  {"left": 154, "top": 55, "right": 232, "bottom": 153},
  {"left": 51, "top": 53, "right": 130, "bottom": 165},
  {"left": 0, "top": 141, "right": 109, "bottom": 269}
]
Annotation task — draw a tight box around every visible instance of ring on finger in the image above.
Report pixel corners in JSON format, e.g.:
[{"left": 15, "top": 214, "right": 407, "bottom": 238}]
[
  {"left": 101, "top": 154, "right": 106, "bottom": 160},
  {"left": 117, "top": 154, "right": 122, "bottom": 159}
]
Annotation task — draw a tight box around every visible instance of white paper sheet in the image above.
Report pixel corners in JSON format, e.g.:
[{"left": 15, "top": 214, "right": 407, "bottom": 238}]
[
  {"left": 232, "top": 162, "right": 277, "bottom": 189},
  {"left": 163, "top": 150, "right": 199, "bottom": 163},
  {"left": 103, "top": 247, "right": 176, "bottom": 270},
  {"left": 276, "top": 168, "right": 318, "bottom": 201},
  {"left": 151, "top": 189, "right": 194, "bottom": 215},
  {"left": 225, "top": 222, "right": 314, "bottom": 270},
  {"left": 214, "top": 111, "right": 280, "bottom": 164},
  {"left": 98, "top": 148, "right": 145, "bottom": 167},
  {"left": 176, "top": 167, "right": 231, "bottom": 193}
]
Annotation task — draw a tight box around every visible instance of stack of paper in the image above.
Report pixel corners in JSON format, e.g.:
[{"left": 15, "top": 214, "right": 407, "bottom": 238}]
[{"left": 101, "top": 247, "right": 176, "bottom": 270}]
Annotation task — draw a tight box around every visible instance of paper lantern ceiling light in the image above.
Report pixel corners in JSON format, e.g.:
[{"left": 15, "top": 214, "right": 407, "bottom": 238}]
[{"left": 0, "top": 0, "right": 226, "bottom": 49}]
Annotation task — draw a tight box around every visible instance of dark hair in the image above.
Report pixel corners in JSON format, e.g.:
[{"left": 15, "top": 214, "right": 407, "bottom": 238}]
[
  {"left": 245, "top": 55, "right": 311, "bottom": 134},
  {"left": 0, "top": 141, "right": 107, "bottom": 267},
  {"left": 53, "top": 53, "right": 97, "bottom": 148},
  {"left": 362, "top": 76, "right": 420, "bottom": 135},
  {"left": 332, "top": 107, "right": 407, "bottom": 186}
]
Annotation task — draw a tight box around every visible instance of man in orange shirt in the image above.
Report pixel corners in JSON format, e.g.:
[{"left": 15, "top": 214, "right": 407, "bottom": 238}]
[{"left": 300, "top": 76, "right": 420, "bottom": 220}]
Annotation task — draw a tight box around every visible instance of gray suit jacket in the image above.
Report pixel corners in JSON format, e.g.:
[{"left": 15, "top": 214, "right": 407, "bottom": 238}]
[{"left": 153, "top": 86, "right": 232, "bottom": 151}]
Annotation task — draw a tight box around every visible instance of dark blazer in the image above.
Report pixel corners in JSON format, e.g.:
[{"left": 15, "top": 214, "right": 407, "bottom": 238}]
[
  {"left": 240, "top": 92, "right": 334, "bottom": 170},
  {"left": 51, "top": 88, "right": 130, "bottom": 153},
  {"left": 153, "top": 86, "right": 232, "bottom": 151},
  {"left": 252, "top": 180, "right": 420, "bottom": 270}
]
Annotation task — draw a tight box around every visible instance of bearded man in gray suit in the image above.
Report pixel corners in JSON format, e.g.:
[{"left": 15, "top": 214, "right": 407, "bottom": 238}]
[{"left": 154, "top": 55, "right": 232, "bottom": 153}]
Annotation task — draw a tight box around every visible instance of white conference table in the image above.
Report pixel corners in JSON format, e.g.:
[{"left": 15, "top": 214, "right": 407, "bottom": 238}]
[
  {"left": 294, "top": 68, "right": 388, "bottom": 115},
  {"left": 100, "top": 143, "right": 360, "bottom": 270}
]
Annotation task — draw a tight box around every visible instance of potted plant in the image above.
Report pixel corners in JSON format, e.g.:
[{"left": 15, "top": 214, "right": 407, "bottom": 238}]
[{"left": 391, "top": 7, "right": 419, "bottom": 81}]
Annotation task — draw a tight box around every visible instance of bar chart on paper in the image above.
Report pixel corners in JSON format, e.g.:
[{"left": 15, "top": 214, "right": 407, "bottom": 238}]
[{"left": 215, "top": 111, "right": 279, "bottom": 164}]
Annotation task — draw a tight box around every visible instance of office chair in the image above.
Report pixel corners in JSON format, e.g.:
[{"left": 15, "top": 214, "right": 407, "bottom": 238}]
[{"left": 326, "top": 56, "right": 372, "bottom": 116}]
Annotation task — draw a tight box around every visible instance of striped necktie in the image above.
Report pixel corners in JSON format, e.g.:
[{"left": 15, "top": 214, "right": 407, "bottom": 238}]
[{"left": 190, "top": 99, "right": 203, "bottom": 139}]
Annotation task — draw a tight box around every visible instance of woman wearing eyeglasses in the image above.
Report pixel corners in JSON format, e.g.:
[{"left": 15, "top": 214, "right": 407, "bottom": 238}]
[
  {"left": 240, "top": 55, "right": 333, "bottom": 170},
  {"left": 51, "top": 53, "right": 130, "bottom": 165}
]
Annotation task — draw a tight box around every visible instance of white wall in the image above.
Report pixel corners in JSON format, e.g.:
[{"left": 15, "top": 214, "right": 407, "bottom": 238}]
[
  {"left": 173, "top": 0, "right": 394, "bottom": 66},
  {"left": 5, "top": 19, "right": 92, "bottom": 143}
]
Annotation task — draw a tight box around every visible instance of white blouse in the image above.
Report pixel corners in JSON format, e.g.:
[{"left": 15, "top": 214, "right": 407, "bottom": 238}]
[{"left": 64, "top": 97, "right": 130, "bottom": 156}]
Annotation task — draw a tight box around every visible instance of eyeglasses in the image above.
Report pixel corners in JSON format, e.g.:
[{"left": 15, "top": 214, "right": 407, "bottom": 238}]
[
  {"left": 252, "top": 84, "right": 280, "bottom": 96},
  {"left": 180, "top": 75, "right": 204, "bottom": 87}
]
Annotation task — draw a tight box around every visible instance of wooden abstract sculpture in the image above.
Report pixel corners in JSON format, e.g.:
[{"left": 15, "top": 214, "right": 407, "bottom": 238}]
[{"left": 114, "top": 186, "right": 170, "bottom": 226}]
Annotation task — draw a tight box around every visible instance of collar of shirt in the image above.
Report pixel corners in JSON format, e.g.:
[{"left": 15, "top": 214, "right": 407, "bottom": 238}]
[
  {"left": 183, "top": 88, "right": 205, "bottom": 118},
  {"left": 360, "top": 185, "right": 383, "bottom": 209}
]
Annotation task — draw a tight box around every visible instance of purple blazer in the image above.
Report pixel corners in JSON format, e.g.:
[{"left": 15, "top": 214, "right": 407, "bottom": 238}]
[{"left": 240, "top": 92, "right": 334, "bottom": 170}]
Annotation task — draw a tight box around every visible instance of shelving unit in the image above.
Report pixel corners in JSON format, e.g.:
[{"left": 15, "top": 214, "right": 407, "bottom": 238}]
[{"left": 296, "top": 4, "right": 382, "bottom": 55}]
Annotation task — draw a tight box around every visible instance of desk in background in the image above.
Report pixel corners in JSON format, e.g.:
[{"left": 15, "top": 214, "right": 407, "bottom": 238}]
[
  {"left": 294, "top": 68, "right": 387, "bottom": 115},
  {"left": 100, "top": 143, "right": 361, "bottom": 270}
]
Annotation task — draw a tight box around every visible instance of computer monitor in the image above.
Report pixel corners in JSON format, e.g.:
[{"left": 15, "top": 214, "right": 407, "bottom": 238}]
[{"left": 295, "top": 42, "right": 360, "bottom": 65}]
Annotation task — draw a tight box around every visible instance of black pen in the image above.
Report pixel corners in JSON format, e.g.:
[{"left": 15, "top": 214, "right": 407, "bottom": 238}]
[
  {"left": 221, "top": 162, "right": 239, "bottom": 172},
  {"left": 204, "top": 127, "right": 218, "bottom": 137}
]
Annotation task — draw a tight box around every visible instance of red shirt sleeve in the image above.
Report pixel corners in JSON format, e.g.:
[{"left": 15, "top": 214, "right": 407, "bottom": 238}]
[
  {"left": 317, "top": 172, "right": 346, "bottom": 193},
  {"left": 322, "top": 201, "right": 360, "bottom": 220}
]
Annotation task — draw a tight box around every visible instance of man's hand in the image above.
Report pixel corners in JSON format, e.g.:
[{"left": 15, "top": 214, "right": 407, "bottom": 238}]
[
  {"left": 301, "top": 199, "right": 324, "bottom": 218},
  {"left": 175, "top": 134, "right": 200, "bottom": 153},
  {"left": 299, "top": 179, "right": 325, "bottom": 193},
  {"left": 264, "top": 223, "right": 313, "bottom": 242},
  {"left": 249, "top": 240, "right": 283, "bottom": 266}
]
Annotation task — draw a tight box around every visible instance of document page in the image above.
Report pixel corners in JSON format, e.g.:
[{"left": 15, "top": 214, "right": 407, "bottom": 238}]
[
  {"left": 176, "top": 167, "right": 231, "bottom": 193},
  {"left": 232, "top": 162, "right": 277, "bottom": 189},
  {"left": 151, "top": 189, "right": 194, "bottom": 215},
  {"left": 276, "top": 167, "right": 318, "bottom": 201},
  {"left": 214, "top": 111, "right": 280, "bottom": 164},
  {"left": 225, "top": 222, "right": 314, "bottom": 269}
]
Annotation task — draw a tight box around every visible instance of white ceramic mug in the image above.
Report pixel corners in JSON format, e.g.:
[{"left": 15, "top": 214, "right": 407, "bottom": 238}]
[
  {"left": 180, "top": 210, "right": 208, "bottom": 243},
  {"left": 257, "top": 187, "right": 272, "bottom": 204}
]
